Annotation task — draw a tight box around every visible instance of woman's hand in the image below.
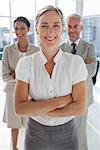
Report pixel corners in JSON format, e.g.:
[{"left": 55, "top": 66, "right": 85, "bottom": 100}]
[
  {"left": 55, "top": 95, "right": 72, "bottom": 109},
  {"left": 9, "top": 70, "right": 15, "bottom": 79}
]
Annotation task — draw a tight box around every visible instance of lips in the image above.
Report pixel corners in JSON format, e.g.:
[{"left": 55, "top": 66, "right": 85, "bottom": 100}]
[
  {"left": 17, "top": 34, "right": 25, "bottom": 38},
  {"left": 45, "top": 37, "right": 56, "bottom": 41}
]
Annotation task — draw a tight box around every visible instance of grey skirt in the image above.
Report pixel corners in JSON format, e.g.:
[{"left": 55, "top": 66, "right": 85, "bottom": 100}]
[{"left": 24, "top": 118, "right": 79, "bottom": 150}]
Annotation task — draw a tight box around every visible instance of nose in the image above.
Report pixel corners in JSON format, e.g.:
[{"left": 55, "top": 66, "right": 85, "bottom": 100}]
[
  {"left": 47, "top": 27, "right": 54, "bottom": 34},
  {"left": 70, "top": 28, "right": 75, "bottom": 32},
  {"left": 17, "top": 29, "right": 22, "bottom": 33}
]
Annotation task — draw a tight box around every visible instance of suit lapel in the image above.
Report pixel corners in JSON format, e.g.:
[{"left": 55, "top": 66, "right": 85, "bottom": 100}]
[
  {"left": 26, "top": 42, "right": 31, "bottom": 55},
  {"left": 62, "top": 41, "right": 71, "bottom": 53},
  {"left": 66, "top": 41, "right": 71, "bottom": 53},
  {"left": 13, "top": 42, "right": 20, "bottom": 64},
  {"left": 77, "top": 40, "right": 85, "bottom": 55}
]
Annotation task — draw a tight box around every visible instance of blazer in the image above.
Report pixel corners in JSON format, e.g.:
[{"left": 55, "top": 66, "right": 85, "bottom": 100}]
[
  {"left": 60, "top": 39, "right": 97, "bottom": 105},
  {"left": 2, "top": 41, "right": 39, "bottom": 94}
]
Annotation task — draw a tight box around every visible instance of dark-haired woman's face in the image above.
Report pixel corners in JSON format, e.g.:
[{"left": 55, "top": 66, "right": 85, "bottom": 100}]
[{"left": 14, "top": 21, "right": 29, "bottom": 40}]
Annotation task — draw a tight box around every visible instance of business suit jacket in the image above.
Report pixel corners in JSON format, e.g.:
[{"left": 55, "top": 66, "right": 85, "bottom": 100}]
[
  {"left": 2, "top": 41, "right": 39, "bottom": 95},
  {"left": 60, "top": 39, "right": 97, "bottom": 105}
]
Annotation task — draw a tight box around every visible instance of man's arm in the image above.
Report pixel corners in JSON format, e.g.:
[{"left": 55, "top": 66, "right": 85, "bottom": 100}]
[{"left": 84, "top": 43, "right": 97, "bottom": 77}]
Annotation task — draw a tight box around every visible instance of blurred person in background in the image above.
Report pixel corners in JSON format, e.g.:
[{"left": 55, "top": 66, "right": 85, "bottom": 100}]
[
  {"left": 60, "top": 14, "right": 97, "bottom": 150},
  {"left": 2, "top": 16, "right": 39, "bottom": 150}
]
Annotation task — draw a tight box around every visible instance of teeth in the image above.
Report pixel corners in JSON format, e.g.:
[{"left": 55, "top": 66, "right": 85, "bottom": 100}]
[
  {"left": 46, "top": 37, "right": 55, "bottom": 40},
  {"left": 18, "top": 34, "right": 23, "bottom": 37}
]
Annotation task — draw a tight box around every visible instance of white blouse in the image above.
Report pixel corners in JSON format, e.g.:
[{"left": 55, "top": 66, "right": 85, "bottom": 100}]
[{"left": 16, "top": 49, "right": 88, "bottom": 126}]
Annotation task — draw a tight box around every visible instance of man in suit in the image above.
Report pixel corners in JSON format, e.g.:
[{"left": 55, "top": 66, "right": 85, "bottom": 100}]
[{"left": 60, "top": 14, "right": 97, "bottom": 150}]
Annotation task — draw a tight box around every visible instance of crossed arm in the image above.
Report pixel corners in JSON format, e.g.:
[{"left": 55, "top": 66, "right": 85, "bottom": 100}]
[
  {"left": 47, "top": 81, "right": 87, "bottom": 117},
  {"left": 84, "top": 43, "right": 97, "bottom": 77},
  {"left": 14, "top": 80, "right": 87, "bottom": 117},
  {"left": 2, "top": 47, "right": 15, "bottom": 82}
]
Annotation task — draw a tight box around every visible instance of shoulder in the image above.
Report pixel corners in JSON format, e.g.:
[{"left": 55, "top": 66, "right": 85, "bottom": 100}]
[
  {"left": 28, "top": 42, "right": 40, "bottom": 52},
  {"left": 81, "top": 40, "right": 95, "bottom": 48},
  {"left": 3, "top": 43, "right": 15, "bottom": 50},
  {"left": 3, "top": 43, "right": 17, "bottom": 55},
  {"left": 18, "top": 51, "right": 40, "bottom": 65},
  {"left": 16, "top": 51, "right": 40, "bottom": 78},
  {"left": 18, "top": 54, "right": 33, "bottom": 65},
  {"left": 60, "top": 42, "right": 70, "bottom": 52},
  {"left": 60, "top": 42, "right": 67, "bottom": 49},
  {"left": 16, "top": 55, "right": 32, "bottom": 76},
  {"left": 60, "top": 42, "right": 67, "bottom": 47},
  {"left": 61, "top": 51, "right": 84, "bottom": 68},
  {"left": 62, "top": 51, "right": 83, "bottom": 61},
  {"left": 61, "top": 51, "right": 88, "bottom": 78}
]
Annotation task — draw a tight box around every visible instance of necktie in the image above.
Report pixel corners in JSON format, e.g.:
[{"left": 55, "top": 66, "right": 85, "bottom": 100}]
[{"left": 71, "top": 43, "right": 76, "bottom": 54}]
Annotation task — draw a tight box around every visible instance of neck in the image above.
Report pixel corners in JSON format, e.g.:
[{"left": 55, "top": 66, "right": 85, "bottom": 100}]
[
  {"left": 18, "top": 40, "right": 28, "bottom": 52},
  {"left": 42, "top": 47, "right": 59, "bottom": 62},
  {"left": 70, "top": 37, "right": 80, "bottom": 43}
]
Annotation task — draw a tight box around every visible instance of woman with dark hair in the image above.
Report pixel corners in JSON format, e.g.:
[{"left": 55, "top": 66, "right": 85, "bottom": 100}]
[
  {"left": 2, "top": 16, "right": 39, "bottom": 150},
  {"left": 14, "top": 6, "right": 88, "bottom": 150}
]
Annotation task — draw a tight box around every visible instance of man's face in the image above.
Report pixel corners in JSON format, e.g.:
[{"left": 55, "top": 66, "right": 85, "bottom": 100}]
[{"left": 67, "top": 17, "right": 83, "bottom": 42}]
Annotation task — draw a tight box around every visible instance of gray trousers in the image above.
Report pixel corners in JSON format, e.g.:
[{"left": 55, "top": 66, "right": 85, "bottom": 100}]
[
  {"left": 24, "top": 118, "right": 79, "bottom": 150},
  {"left": 76, "top": 109, "right": 88, "bottom": 150}
]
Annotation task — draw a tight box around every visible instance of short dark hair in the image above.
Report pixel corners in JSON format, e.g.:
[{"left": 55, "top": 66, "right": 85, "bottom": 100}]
[{"left": 14, "top": 16, "right": 30, "bottom": 28}]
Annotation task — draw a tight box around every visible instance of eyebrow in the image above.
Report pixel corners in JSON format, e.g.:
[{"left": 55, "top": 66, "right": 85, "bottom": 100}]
[
  {"left": 40, "top": 21, "right": 61, "bottom": 25},
  {"left": 68, "top": 24, "right": 78, "bottom": 27}
]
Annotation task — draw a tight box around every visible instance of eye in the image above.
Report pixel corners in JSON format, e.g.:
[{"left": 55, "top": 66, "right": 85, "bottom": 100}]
[
  {"left": 15, "top": 27, "right": 19, "bottom": 31},
  {"left": 41, "top": 25, "right": 48, "bottom": 28},
  {"left": 68, "top": 25, "right": 72, "bottom": 29},
  {"left": 14, "top": 26, "right": 26, "bottom": 31},
  {"left": 53, "top": 24, "right": 61, "bottom": 30},
  {"left": 54, "top": 24, "right": 59, "bottom": 28},
  {"left": 20, "top": 27, "right": 26, "bottom": 30}
]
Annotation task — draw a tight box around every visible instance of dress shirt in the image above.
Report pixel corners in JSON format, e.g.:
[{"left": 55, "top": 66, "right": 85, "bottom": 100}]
[
  {"left": 68, "top": 38, "right": 80, "bottom": 47},
  {"left": 67, "top": 38, "right": 81, "bottom": 54}
]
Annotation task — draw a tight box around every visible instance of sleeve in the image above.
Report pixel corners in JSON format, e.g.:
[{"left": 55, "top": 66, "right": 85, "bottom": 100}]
[
  {"left": 73, "top": 55, "right": 88, "bottom": 85},
  {"left": 15, "top": 57, "right": 30, "bottom": 83},
  {"left": 2, "top": 46, "right": 15, "bottom": 82},
  {"left": 85, "top": 43, "right": 97, "bottom": 77}
]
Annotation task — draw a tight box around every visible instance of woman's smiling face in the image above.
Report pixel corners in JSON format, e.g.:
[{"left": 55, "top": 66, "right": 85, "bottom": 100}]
[
  {"left": 14, "top": 21, "right": 29, "bottom": 41},
  {"left": 36, "top": 10, "right": 64, "bottom": 50}
]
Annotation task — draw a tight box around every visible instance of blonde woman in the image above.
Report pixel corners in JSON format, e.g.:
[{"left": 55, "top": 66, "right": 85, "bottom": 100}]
[{"left": 14, "top": 6, "right": 88, "bottom": 150}]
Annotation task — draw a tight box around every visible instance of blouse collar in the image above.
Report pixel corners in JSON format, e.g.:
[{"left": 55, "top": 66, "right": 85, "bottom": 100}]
[{"left": 38, "top": 49, "right": 63, "bottom": 64}]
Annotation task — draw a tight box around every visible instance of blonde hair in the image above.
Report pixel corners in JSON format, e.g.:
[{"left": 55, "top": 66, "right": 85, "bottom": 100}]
[{"left": 35, "top": 5, "right": 64, "bottom": 28}]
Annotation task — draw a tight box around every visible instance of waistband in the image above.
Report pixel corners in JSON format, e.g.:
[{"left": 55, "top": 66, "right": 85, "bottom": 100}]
[{"left": 28, "top": 117, "right": 75, "bottom": 133}]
